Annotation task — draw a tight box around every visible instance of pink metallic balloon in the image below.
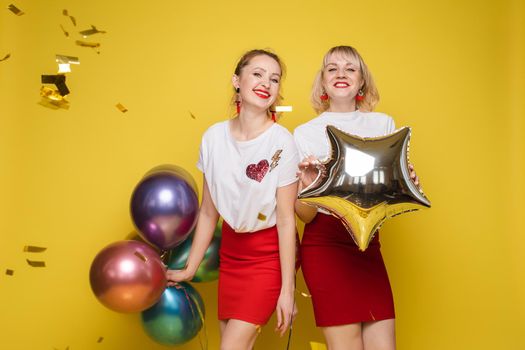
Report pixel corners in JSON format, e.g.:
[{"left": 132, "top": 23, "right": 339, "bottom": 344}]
[{"left": 90, "top": 240, "right": 167, "bottom": 313}]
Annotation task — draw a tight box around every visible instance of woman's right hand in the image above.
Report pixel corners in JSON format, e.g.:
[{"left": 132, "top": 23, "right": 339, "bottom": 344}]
[
  {"left": 166, "top": 268, "right": 194, "bottom": 287},
  {"left": 296, "top": 155, "right": 325, "bottom": 192}
]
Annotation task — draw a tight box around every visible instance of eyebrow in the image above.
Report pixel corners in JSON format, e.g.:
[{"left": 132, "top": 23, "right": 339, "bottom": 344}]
[
  {"left": 253, "top": 66, "right": 281, "bottom": 77},
  {"left": 325, "top": 62, "right": 358, "bottom": 67}
]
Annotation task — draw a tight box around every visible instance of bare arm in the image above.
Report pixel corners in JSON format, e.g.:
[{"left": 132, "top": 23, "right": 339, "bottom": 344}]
[
  {"left": 275, "top": 181, "right": 298, "bottom": 336},
  {"left": 166, "top": 175, "right": 219, "bottom": 284},
  {"left": 294, "top": 156, "right": 323, "bottom": 224}
]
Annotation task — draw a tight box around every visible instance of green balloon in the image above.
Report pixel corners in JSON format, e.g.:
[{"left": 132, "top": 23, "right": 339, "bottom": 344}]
[
  {"left": 141, "top": 282, "right": 205, "bottom": 345},
  {"left": 168, "top": 222, "right": 221, "bottom": 282}
]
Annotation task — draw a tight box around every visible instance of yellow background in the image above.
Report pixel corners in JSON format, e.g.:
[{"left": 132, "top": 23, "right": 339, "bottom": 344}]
[{"left": 1, "top": 0, "right": 524, "bottom": 349}]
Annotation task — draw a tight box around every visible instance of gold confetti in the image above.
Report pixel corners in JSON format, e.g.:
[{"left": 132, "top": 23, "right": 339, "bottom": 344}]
[
  {"left": 189, "top": 111, "right": 196, "bottom": 119},
  {"left": 60, "top": 24, "right": 69, "bottom": 37},
  {"left": 79, "top": 25, "right": 107, "bottom": 37},
  {"left": 134, "top": 251, "right": 147, "bottom": 262},
  {"left": 42, "top": 74, "right": 69, "bottom": 96},
  {"left": 39, "top": 86, "right": 70, "bottom": 110},
  {"left": 26, "top": 259, "right": 46, "bottom": 267},
  {"left": 8, "top": 4, "right": 24, "bottom": 16},
  {"left": 115, "top": 103, "right": 128, "bottom": 113},
  {"left": 5, "top": 269, "right": 14, "bottom": 276},
  {"left": 55, "top": 54, "right": 80, "bottom": 73},
  {"left": 75, "top": 40, "right": 100, "bottom": 48},
  {"left": 62, "top": 9, "right": 76, "bottom": 26},
  {"left": 0, "top": 53, "right": 10, "bottom": 62},
  {"left": 23, "top": 245, "right": 47, "bottom": 253},
  {"left": 257, "top": 212, "right": 267, "bottom": 221},
  {"left": 97, "top": 337, "right": 104, "bottom": 343}
]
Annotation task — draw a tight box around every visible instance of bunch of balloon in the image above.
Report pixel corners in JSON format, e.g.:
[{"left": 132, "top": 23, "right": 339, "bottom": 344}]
[
  {"left": 167, "top": 220, "right": 222, "bottom": 283},
  {"left": 89, "top": 164, "right": 207, "bottom": 346}
]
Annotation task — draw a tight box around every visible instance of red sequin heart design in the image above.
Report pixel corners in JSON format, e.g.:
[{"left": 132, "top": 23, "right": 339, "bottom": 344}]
[{"left": 246, "top": 160, "right": 269, "bottom": 182}]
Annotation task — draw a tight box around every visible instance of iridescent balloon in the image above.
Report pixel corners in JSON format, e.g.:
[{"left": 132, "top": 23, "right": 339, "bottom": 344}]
[
  {"left": 89, "top": 240, "right": 166, "bottom": 313},
  {"left": 141, "top": 282, "right": 205, "bottom": 345},
  {"left": 168, "top": 221, "right": 222, "bottom": 282},
  {"left": 131, "top": 164, "right": 199, "bottom": 250},
  {"left": 299, "top": 126, "right": 431, "bottom": 251}
]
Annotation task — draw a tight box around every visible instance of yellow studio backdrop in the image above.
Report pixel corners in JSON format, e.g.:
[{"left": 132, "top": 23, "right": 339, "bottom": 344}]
[{"left": 1, "top": 0, "right": 524, "bottom": 349}]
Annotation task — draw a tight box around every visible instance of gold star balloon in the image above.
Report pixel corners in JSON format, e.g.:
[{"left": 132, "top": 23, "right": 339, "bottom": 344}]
[{"left": 298, "top": 125, "right": 431, "bottom": 251}]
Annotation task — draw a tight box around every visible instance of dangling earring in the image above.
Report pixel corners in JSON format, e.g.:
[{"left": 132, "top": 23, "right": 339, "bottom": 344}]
[
  {"left": 271, "top": 110, "right": 277, "bottom": 122},
  {"left": 320, "top": 90, "right": 329, "bottom": 101},
  {"left": 235, "top": 87, "right": 241, "bottom": 114},
  {"left": 355, "top": 89, "right": 365, "bottom": 101}
]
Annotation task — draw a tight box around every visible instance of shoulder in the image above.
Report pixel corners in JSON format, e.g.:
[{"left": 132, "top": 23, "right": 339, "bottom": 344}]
[
  {"left": 360, "top": 111, "right": 394, "bottom": 122},
  {"left": 271, "top": 123, "right": 294, "bottom": 139},
  {"left": 201, "top": 120, "right": 228, "bottom": 142},
  {"left": 293, "top": 114, "right": 326, "bottom": 139}
]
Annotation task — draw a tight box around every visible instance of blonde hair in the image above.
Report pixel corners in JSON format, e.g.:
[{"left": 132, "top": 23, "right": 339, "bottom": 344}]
[
  {"left": 311, "top": 46, "right": 379, "bottom": 114},
  {"left": 230, "top": 49, "right": 286, "bottom": 118}
]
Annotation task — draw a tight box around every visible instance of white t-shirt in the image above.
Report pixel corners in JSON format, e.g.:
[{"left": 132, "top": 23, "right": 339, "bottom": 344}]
[
  {"left": 293, "top": 111, "right": 396, "bottom": 160},
  {"left": 197, "top": 120, "right": 299, "bottom": 232},
  {"left": 294, "top": 111, "right": 396, "bottom": 214}
]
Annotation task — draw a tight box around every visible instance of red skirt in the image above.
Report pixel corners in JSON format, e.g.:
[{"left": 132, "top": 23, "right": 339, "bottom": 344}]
[
  {"left": 218, "top": 222, "right": 281, "bottom": 325},
  {"left": 301, "top": 213, "right": 395, "bottom": 327}
]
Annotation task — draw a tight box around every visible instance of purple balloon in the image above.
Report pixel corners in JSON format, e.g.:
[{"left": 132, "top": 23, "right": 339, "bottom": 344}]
[{"left": 131, "top": 165, "right": 199, "bottom": 250}]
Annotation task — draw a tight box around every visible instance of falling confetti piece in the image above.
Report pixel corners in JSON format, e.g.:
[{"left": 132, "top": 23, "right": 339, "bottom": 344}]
[
  {"left": 56, "top": 54, "right": 79, "bottom": 65},
  {"left": 257, "top": 212, "right": 267, "bottom": 221},
  {"left": 26, "top": 259, "right": 46, "bottom": 267},
  {"left": 39, "top": 86, "right": 70, "bottom": 109},
  {"left": 60, "top": 24, "right": 69, "bottom": 37},
  {"left": 75, "top": 40, "right": 100, "bottom": 48},
  {"left": 189, "top": 111, "right": 196, "bottom": 119},
  {"left": 55, "top": 54, "right": 79, "bottom": 73},
  {"left": 134, "top": 251, "right": 147, "bottom": 262},
  {"left": 23, "top": 245, "right": 47, "bottom": 253},
  {"left": 8, "top": 4, "right": 24, "bottom": 16},
  {"left": 62, "top": 9, "right": 76, "bottom": 26},
  {"left": 5, "top": 269, "right": 14, "bottom": 276},
  {"left": 298, "top": 290, "right": 312, "bottom": 298},
  {"left": 0, "top": 53, "right": 10, "bottom": 62},
  {"left": 97, "top": 337, "right": 104, "bottom": 343},
  {"left": 41, "top": 74, "right": 69, "bottom": 96},
  {"left": 310, "top": 341, "right": 327, "bottom": 350},
  {"left": 275, "top": 105, "right": 293, "bottom": 112},
  {"left": 79, "top": 25, "right": 107, "bottom": 37},
  {"left": 115, "top": 103, "right": 128, "bottom": 113}
]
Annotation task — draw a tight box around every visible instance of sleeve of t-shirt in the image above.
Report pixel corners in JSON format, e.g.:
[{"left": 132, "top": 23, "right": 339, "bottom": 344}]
[
  {"left": 196, "top": 131, "right": 207, "bottom": 173},
  {"left": 386, "top": 115, "right": 396, "bottom": 134},
  {"left": 278, "top": 134, "right": 300, "bottom": 187},
  {"left": 293, "top": 128, "right": 309, "bottom": 161}
]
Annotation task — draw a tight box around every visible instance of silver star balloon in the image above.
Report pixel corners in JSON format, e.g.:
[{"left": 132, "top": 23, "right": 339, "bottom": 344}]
[{"left": 298, "top": 125, "right": 431, "bottom": 251}]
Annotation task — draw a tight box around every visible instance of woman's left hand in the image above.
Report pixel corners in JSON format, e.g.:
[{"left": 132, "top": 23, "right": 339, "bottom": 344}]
[{"left": 274, "top": 291, "right": 297, "bottom": 337}]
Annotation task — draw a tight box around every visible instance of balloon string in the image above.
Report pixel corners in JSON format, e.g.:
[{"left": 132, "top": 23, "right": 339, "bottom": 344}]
[{"left": 181, "top": 286, "right": 208, "bottom": 350}]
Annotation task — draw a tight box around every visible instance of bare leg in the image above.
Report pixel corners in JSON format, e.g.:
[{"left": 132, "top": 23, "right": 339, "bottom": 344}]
[
  {"left": 362, "top": 319, "right": 396, "bottom": 350},
  {"left": 220, "top": 318, "right": 259, "bottom": 350},
  {"left": 321, "top": 323, "right": 364, "bottom": 350},
  {"left": 220, "top": 320, "right": 228, "bottom": 336}
]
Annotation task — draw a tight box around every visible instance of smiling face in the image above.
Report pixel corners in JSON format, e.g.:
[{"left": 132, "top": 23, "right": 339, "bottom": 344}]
[
  {"left": 232, "top": 54, "right": 282, "bottom": 111},
  {"left": 322, "top": 52, "right": 363, "bottom": 102}
]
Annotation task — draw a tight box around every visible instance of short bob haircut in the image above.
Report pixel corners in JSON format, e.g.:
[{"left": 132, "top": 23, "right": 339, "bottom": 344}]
[
  {"left": 231, "top": 49, "right": 286, "bottom": 118},
  {"left": 311, "top": 46, "right": 379, "bottom": 114}
]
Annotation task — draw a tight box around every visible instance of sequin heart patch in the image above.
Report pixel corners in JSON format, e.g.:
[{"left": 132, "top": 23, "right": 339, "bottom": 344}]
[{"left": 246, "top": 160, "right": 269, "bottom": 182}]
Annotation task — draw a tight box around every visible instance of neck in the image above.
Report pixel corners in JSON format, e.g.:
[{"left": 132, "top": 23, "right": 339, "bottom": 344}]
[
  {"left": 327, "top": 98, "right": 357, "bottom": 113},
  {"left": 231, "top": 106, "right": 272, "bottom": 141}
]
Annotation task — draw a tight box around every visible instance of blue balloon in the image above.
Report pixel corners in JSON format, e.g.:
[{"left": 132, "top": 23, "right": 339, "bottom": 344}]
[{"left": 141, "top": 282, "right": 205, "bottom": 345}]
